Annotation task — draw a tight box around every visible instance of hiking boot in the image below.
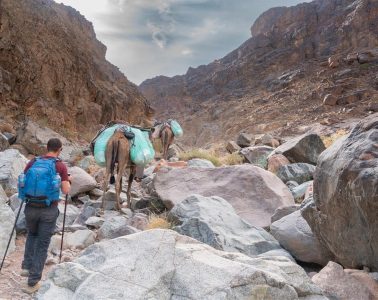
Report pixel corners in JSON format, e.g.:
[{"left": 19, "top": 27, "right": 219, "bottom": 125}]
[
  {"left": 22, "top": 282, "right": 41, "bottom": 294},
  {"left": 20, "top": 269, "right": 30, "bottom": 277}
]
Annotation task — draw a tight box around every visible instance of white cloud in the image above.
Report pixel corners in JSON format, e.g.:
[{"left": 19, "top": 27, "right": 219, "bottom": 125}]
[{"left": 54, "top": 0, "right": 311, "bottom": 84}]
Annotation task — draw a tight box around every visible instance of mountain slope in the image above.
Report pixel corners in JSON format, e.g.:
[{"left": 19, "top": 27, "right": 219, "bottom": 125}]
[
  {"left": 0, "top": 0, "right": 154, "bottom": 139},
  {"left": 140, "top": 0, "right": 378, "bottom": 146}
]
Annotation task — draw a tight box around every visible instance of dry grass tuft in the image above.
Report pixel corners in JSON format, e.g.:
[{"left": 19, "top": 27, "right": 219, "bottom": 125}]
[
  {"left": 321, "top": 129, "right": 349, "bottom": 148},
  {"left": 220, "top": 152, "right": 244, "bottom": 165},
  {"left": 146, "top": 214, "right": 174, "bottom": 230},
  {"left": 179, "top": 148, "right": 222, "bottom": 167}
]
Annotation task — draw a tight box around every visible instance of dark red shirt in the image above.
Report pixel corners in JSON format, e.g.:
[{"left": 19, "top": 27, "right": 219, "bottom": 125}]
[{"left": 24, "top": 155, "right": 69, "bottom": 182}]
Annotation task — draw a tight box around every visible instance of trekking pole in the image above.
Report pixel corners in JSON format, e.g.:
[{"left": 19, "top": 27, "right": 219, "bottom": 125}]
[
  {"left": 59, "top": 193, "right": 68, "bottom": 263},
  {"left": 0, "top": 201, "right": 24, "bottom": 272}
]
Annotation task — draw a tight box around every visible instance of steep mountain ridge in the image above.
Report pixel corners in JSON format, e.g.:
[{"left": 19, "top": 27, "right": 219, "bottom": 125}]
[
  {"left": 140, "top": 0, "right": 378, "bottom": 147},
  {"left": 0, "top": 0, "right": 154, "bottom": 139}
]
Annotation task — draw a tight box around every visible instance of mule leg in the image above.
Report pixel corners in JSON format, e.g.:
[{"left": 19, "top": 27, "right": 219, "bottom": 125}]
[
  {"left": 115, "top": 164, "right": 126, "bottom": 211},
  {"left": 127, "top": 166, "right": 135, "bottom": 210},
  {"left": 102, "top": 171, "right": 111, "bottom": 210}
]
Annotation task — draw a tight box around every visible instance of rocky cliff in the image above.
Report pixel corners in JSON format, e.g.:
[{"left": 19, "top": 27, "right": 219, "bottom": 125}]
[
  {"left": 140, "top": 0, "right": 378, "bottom": 146},
  {"left": 0, "top": 0, "right": 154, "bottom": 139}
]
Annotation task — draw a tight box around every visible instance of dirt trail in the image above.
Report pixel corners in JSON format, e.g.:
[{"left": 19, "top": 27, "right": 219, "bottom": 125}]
[{"left": 0, "top": 235, "right": 53, "bottom": 300}]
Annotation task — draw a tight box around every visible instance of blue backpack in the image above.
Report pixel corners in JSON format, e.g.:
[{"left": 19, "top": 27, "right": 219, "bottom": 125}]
[{"left": 18, "top": 157, "right": 61, "bottom": 206}]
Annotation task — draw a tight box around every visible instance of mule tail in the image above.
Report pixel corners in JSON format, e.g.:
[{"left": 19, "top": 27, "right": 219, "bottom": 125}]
[
  {"left": 162, "top": 129, "right": 169, "bottom": 159},
  {"left": 110, "top": 139, "right": 119, "bottom": 184}
]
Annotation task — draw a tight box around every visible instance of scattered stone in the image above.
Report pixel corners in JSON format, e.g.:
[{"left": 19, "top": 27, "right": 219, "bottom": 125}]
[
  {"left": 328, "top": 56, "right": 340, "bottom": 68},
  {"left": 57, "top": 203, "right": 81, "bottom": 230},
  {"left": 97, "top": 216, "right": 139, "bottom": 240},
  {"left": 270, "top": 211, "right": 333, "bottom": 265},
  {"left": 167, "top": 144, "right": 182, "bottom": 159},
  {"left": 286, "top": 181, "right": 299, "bottom": 190},
  {"left": 99, "top": 189, "right": 128, "bottom": 210},
  {"left": 154, "top": 164, "right": 294, "bottom": 228},
  {"left": 240, "top": 146, "right": 274, "bottom": 168},
  {"left": 302, "top": 114, "right": 378, "bottom": 271},
  {"left": 291, "top": 181, "right": 313, "bottom": 203},
  {"left": 171, "top": 194, "right": 292, "bottom": 259},
  {"left": 37, "top": 230, "right": 325, "bottom": 299},
  {"left": 357, "top": 49, "right": 378, "bottom": 64},
  {"left": 236, "top": 132, "right": 254, "bottom": 148},
  {"left": 267, "top": 154, "right": 290, "bottom": 174},
  {"left": 255, "top": 134, "right": 280, "bottom": 148},
  {"left": 85, "top": 216, "right": 104, "bottom": 229},
  {"left": 77, "top": 195, "right": 90, "bottom": 203},
  {"left": 187, "top": 158, "right": 215, "bottom": 168},
  {"left": 323, "top": 94, "right": 337, "bottom": 106},
  {"left": 72, "top": 205, "right": 96, "bottom": 226},
  {"left": 68, "top": 166, "right": 97, "bottom": 197},
  {"left": 89, "top": 188, "right": 103, "bottom": 198},
  {"left": 226, "top": 141, "right": 240, "bottom": 153},
  {"left": 277, "top": 163, "right": 316, "bottom": 184},
  {"left": 312, "top": 262, "right": 378, "bottom": 299},
  {"left": 126, "top": 213, "right": 149, "bottom": 231},
  {"left": 77, "top": 155, "right": 96, "bottom": 173},
  {"left": 65, "top": 230, "right": 96, "bottom": 250},
  {"left": 273, "top": 133, "right": 326, "bottom": 164},
  {"left": 49, "top": 230, "right": 96, "bottom": 253}
]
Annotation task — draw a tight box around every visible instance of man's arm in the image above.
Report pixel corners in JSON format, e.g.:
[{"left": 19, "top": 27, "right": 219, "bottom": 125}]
[
  {"left": 56, "top": 162, "right": 71, "bottom": 195},
  {"left": 61, "top": 181, "right": 71, "bottom": 195}
]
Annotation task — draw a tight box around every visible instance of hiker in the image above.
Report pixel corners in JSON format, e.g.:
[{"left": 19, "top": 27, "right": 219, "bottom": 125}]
[{"left": 20, "top": 138, "right": 71, "bottom": 294}]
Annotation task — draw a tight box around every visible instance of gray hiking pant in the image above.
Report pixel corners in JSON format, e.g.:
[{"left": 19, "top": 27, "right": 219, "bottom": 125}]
[{"left": 22, "top": 204, "right": 59, "bottom": 286}]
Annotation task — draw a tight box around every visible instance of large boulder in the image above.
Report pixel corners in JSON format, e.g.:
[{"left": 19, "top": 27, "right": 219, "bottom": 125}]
[
  {"left": 273, "top": 133, "right": 326, "bottom": 164},
  {"left": 8, "top": 193, "right": 26, "bottom": 233},
  {"left": 153, "top": 165, "right": 294, "bottom": 228},
  {"left": 312, "top": 262, "right": 378, "bottom": 300},
  {"left": 0, "top": 185, "right": 7, "bottom": 205},
  {"left": 0, "top": 200, "right": 15, "bottom": 257},
  {"left": 270, "top": 211, "right": 334, "bottom": 265},
  {"left": 171, "top": 195, "right": 292, "bottom": 259},
  {"left": 240, "top": 146, "right": 274, "bottom": 168},
  {"left": 302, "top": 114, "right": 378, "bottom": 271},
  {"left": 271, "top": 204, "right": 300, "bottom": 223},
  {"left": 68, "top": 166, "right": 97, "bottom": 197},
  {"left": 0, "top": 149, "right": 28, "bottom": 195},
  {"left": 36, "top": 229, "right": 325, "bottom": 299},
  {"left": 16, "top": 120, "right": 77, "bottom": 162},
  {"left": 277, "top": 163, "right": 316, "bottom": 184}
]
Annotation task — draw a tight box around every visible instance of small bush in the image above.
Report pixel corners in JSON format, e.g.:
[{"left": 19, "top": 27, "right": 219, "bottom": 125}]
[
  {"left": 321, "top": 129, "right": 349, "bottom": 148},
  {"left": 221, "top": 152, "right": 244, "bottom": 165},
  {"left": 179, "top": 149, "right": 222, "bottom": 167},
  {"left": 146, "top": 214, "right": 173, "bottom": 230}
]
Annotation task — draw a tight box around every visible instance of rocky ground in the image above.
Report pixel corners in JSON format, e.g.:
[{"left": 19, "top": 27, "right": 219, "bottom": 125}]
[{"left": 0, "top": 113, "right": 377, "bottom": 299}]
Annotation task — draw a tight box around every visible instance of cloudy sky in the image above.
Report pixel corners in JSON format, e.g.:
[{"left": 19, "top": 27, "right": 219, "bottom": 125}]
[{"left": 54, "top": 0, "right": 308, "bottom": 84}]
